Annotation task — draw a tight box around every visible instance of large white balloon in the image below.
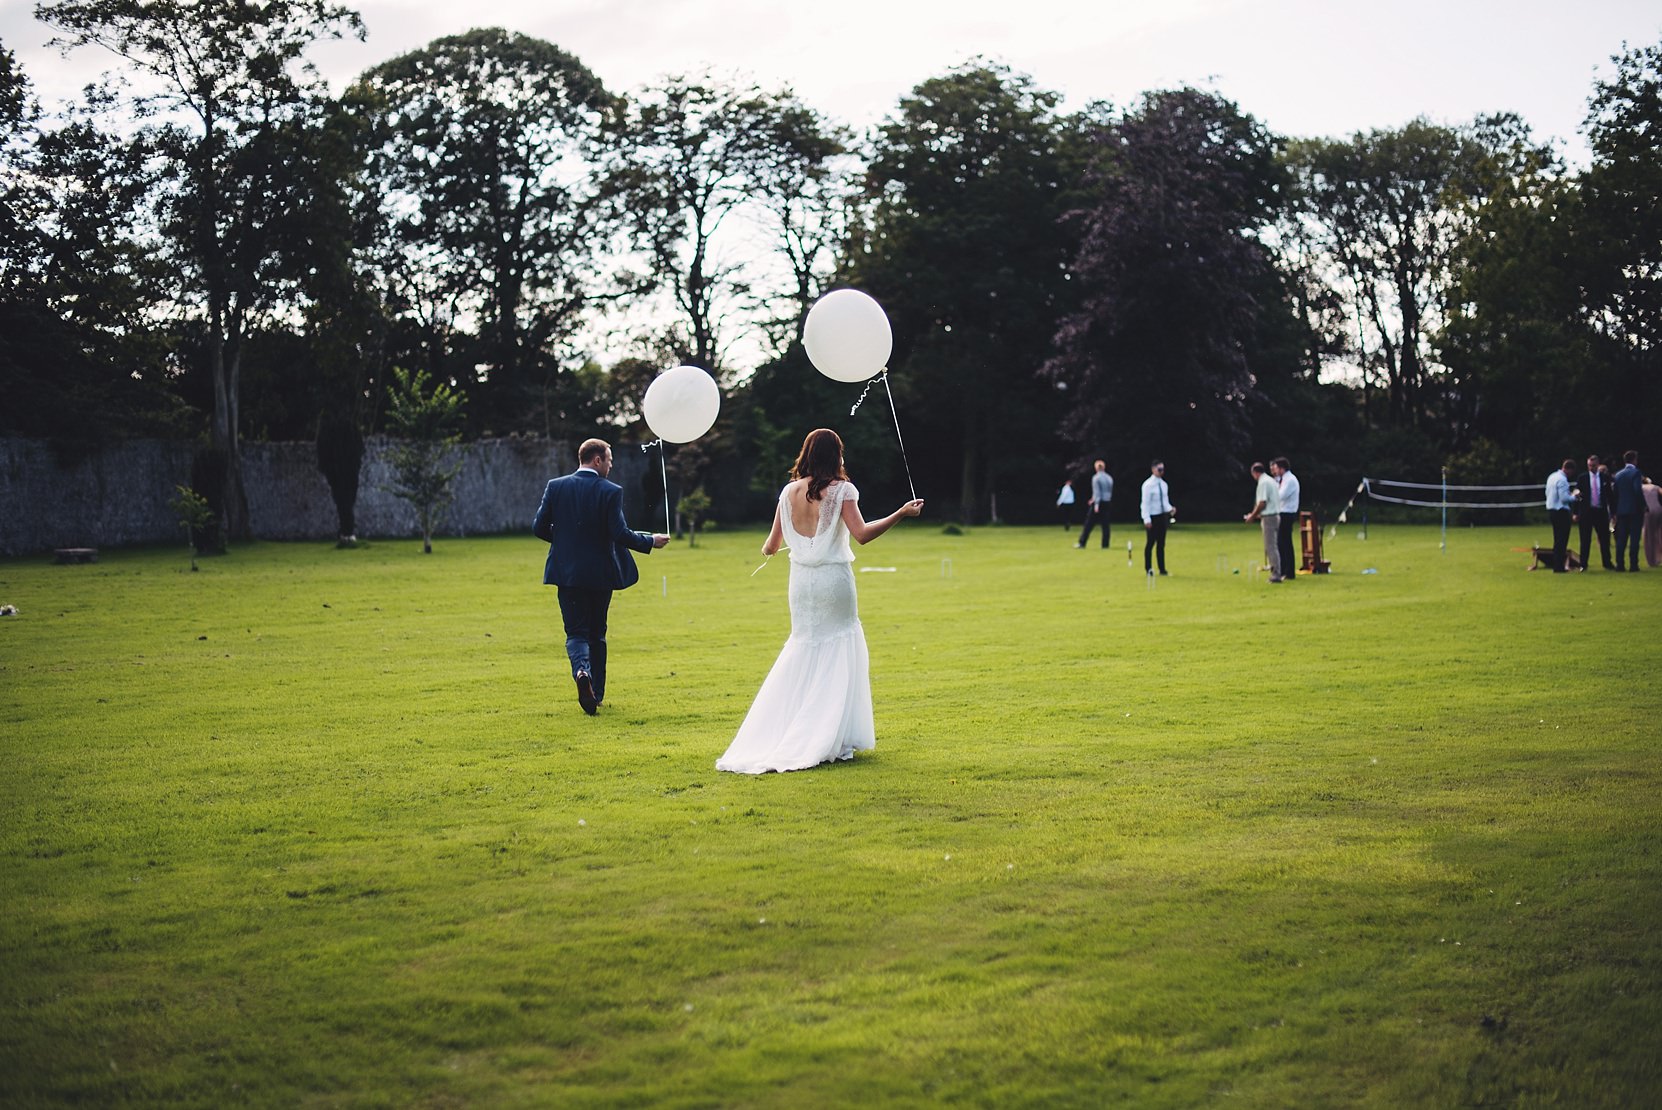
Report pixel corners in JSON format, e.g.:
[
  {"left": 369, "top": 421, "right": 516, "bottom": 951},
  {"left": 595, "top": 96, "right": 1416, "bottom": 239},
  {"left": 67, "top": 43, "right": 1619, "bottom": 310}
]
[
  {"left": 804, "top": 289, "right": 892, "bottom": 383},
  {"left": 642, "top": 365, "right": 720, "bottom": 443}
]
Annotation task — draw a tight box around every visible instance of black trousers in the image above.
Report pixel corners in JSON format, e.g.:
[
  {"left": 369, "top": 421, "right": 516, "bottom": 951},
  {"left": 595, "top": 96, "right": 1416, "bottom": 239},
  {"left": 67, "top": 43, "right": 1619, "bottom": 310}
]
[
  {"left": 1078, "top": 504, "right": 1110, "bottom": 547},
  {"left": 1144, "top": 516, "right": 1169, "bottom": 572},
  {"left": 1578, "top": 506, "right": 1612, "bottom": 568},
  {"left": 557, "top": 586, "right": 613, "bottom": 699},
  {"left": 1549, "top": 508, "right": 1573, "bottom": 571},
  {"left": 1277, "top": 512, "right": 1298, "bottom": 579}
]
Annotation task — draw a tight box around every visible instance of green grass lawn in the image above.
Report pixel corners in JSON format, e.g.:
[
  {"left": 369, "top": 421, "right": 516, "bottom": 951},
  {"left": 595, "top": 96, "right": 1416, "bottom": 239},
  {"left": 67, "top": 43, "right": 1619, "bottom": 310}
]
[{"left": 2, "top": 522, "right": 1659, "bottom": 1107}]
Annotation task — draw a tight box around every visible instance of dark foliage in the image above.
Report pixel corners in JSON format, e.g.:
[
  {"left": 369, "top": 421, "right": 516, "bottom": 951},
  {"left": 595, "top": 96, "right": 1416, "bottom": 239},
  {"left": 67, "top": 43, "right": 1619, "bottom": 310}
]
[{"left": 1045, "top": 88, "right": 1295, "bottom": 511}]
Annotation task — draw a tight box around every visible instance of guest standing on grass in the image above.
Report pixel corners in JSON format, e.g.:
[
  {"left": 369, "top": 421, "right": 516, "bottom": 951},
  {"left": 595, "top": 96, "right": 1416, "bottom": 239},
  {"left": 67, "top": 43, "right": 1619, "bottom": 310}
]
[
  {"left": 1075, "top": 460, "right": 1113, "bottom": 549},
  {"left": 1545, "top": 458, "right": 1576, "bottom": 573},
  {"left": 1055, "top": 478, "right": 1075, "bottom": 530},
  {"left": 1572, "top": 454, "right": 1615, "bottom": 571},
  {"left": 1140, "top": 460, "right": 1174, "bottom": 575},
  {"left": 533, "top": 438, "right": 670, "bottom": 715},
  {"left": 717, "top": 428, "right": 923, "bottom": 774},
  {"left": 1243, "top": 462, "right": 1283, "bottom": 583},
  {"left": 1271, "top": 456, "right": 1300, "bottom": 580},
  {"left": 1612, "top": 450, "right": 1645, "bottom": 571},
  {"left": 1642, "top": 476, "right": 1662, "bottom": 568}
]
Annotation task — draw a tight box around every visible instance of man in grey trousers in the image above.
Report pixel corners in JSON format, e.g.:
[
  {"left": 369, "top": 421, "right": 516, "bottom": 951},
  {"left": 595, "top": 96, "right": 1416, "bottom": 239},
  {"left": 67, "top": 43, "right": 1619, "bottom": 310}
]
[{"left": 1075, "top": 459, "right": 1114, "bottom": 549}]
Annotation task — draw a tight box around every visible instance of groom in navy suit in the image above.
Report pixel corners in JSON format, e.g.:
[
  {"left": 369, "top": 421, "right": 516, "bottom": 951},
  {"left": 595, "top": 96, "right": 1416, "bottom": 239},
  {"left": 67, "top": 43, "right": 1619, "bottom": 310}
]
[{"left": 533, "top": 438, "right": 669, "bottom": 714}]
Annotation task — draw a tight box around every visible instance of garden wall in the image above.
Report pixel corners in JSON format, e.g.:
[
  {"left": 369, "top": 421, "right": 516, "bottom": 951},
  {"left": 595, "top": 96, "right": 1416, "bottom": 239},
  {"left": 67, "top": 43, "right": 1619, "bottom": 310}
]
[{"left": 0, "top": 436, "right": 664, "bottom": 557}]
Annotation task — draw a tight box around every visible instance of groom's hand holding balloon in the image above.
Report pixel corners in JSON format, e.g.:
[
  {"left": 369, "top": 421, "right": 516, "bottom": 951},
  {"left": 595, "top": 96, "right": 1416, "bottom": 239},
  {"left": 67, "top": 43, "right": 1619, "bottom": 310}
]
[{"left": 652, "top": 534, "right": 670, "bottom": 548}]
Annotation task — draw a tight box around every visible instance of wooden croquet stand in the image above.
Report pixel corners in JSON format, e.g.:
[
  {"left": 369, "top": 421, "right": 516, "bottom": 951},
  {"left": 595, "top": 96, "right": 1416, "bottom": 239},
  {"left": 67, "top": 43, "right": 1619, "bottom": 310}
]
[
  {"left": 1299, "top": 512, "right": 1330, "bottom": 574},
  {"left": 54, "top": 547, "right": 98, "bottom": 564}
]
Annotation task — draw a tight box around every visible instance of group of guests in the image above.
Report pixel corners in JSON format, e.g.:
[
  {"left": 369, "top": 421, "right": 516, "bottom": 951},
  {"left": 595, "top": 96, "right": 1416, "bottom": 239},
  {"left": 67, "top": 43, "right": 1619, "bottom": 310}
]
[
  {"left": 1542, "top": 451, "right": 1662, "bottom": 572},
  {"left": 1241, "top": 457, "right": 1302, "bottom": 583},
  {"left": 1060, "top": 457, "right": 1302, "bottom": 580}
]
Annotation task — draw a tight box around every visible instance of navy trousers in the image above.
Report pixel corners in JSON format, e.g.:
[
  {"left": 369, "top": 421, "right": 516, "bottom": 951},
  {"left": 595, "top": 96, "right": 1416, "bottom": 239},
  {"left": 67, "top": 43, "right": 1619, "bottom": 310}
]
[{"left": 557, "top": 586, "right": 613, "bottom": 699}]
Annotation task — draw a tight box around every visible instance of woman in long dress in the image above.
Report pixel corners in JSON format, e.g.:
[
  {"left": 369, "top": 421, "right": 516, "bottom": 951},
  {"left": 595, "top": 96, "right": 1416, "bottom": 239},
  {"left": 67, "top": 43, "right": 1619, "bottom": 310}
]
[
  {"left": 717, "top": 429, "right": 924, "bottom": 774},
  {"left": 1642, "top": 477, "right": 1662, "bottom": 568}
]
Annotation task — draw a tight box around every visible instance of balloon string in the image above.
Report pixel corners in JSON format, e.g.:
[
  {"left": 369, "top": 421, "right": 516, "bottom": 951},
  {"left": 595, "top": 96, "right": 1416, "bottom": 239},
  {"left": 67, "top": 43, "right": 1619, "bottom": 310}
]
[
  {"left": 882, "top": 372, "right": 917, "bottom": 502},
  {"left": 850, "top": 370, "right": 885, "bottom": 416},
  {"left": 749, "top": 553, "right": 773, "bottom": 577},
  {"left": 639, "top": 440, "right": 669, "bottom": 530},
  {"left": 660, "top": 443, "right": 670, "bottom": 533}
]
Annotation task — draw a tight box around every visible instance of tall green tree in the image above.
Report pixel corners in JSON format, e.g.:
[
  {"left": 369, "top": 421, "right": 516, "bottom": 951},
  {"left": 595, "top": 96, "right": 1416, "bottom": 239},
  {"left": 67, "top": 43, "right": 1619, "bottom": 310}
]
[
  {"left": 0, "top": 50, "right": 183, "bottom": 444},
  {"left": 1044, "top": 87, "right": 1289, "bottom": 497},
  {"left": 852, "top": 61, "right": 1083, "bottom": 522},
  {"left": 745, "top": 102, "right": 854, "bottom": 352},
  {"left": 355, "top": 29, "right": 623, "bottom": 437},
  {"left": 1285, "top": 120, "right": 1489, "bottom": 435},
  {"left": 609, "top": 75, "right": 843, "bottom": 373},
  {"left": 0, "top": 40, "right": 41, "bottom": 290},
  {"left": 1579, "top": 36, "right": 1662, "bottom": 453},
  {"left": 1438, "top": 116, "right": 1590, "bottom": 471},
  {"left": 37, "top": 0, "right": 365, "bottom": 538}
]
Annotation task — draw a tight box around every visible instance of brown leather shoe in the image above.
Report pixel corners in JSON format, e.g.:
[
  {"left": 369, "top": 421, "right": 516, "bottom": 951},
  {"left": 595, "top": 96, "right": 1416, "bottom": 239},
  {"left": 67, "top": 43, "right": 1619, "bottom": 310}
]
[{"left": 575, "top": 671, "right": 598, "bottom": 715}]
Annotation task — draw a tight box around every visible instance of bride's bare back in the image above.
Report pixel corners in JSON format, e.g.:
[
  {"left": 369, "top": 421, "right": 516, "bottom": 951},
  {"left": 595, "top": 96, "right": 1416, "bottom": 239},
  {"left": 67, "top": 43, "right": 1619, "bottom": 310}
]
[{"left": 784, "top": 478, "right": 838, "bottom": 537}]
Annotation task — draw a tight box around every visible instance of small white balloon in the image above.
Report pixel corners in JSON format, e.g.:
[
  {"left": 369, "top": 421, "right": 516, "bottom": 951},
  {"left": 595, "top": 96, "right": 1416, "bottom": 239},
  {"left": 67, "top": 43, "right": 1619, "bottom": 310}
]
[
  {"left": 642, "top": 365, "right": 720, "bottom": 443},
  {"left": 804, "top": 289, "right": 892, "bottom": 383}
]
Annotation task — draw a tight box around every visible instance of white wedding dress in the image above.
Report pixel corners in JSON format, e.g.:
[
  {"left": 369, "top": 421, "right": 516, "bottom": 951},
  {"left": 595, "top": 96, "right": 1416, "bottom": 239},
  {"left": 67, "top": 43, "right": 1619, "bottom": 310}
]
[{"left": 717, "top": 480, "right": 876, "bottom": 773}]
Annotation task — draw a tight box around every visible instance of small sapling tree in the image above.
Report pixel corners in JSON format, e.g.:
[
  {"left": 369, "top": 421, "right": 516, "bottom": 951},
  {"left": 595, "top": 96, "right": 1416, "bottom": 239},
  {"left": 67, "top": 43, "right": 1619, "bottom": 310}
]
[
  {"left": 168, "top": 485, "right": 215, "bottom": 571},
  {"left": 678, "top": 486, "right": 712, "bottom": 547},
  {"left": 383, "top": 367, "right": 465, "bottom": 553}
]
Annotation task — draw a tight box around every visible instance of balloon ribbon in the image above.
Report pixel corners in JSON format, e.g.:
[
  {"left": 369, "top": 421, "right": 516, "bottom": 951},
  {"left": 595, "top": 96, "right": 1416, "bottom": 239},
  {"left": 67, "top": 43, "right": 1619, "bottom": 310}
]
[
  {"left": 848, "top": 369, "right": 917, "bottom": 502},
  {"left": 849, "top": 371, "right": 885, "bottom": 415}
]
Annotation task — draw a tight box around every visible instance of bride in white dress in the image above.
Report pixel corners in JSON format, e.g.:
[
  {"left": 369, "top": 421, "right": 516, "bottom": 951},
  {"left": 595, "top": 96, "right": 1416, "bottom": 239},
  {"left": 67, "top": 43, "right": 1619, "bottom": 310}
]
[{"left": 717, "top": 428, "right": 924, "bottom": 774}]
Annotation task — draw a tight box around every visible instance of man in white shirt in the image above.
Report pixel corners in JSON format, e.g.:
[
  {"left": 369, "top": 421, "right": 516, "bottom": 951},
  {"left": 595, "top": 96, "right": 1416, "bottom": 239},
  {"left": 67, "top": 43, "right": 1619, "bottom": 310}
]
[
  {"left": 1271, "top": 457, "right": 1300, "bottom": 580},
  {"left": 1139, "top": 460, "right": 1175, "bottom": 575},
  {"left": 1544, "top": 458, "right": 1576, "bottom": 573},
  {"left": 1243, "top": 462, "right": 1283, "bottom": 583}
]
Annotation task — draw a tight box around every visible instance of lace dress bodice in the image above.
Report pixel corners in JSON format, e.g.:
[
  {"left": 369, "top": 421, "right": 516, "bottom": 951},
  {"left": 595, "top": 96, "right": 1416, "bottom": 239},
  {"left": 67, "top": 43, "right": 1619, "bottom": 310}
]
[{"left": 780, "top": 480, "right": 859, "bottom": 567}]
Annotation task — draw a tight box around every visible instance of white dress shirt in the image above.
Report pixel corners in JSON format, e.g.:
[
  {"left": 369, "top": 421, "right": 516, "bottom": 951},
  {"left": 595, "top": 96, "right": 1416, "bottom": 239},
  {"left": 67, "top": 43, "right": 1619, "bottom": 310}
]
[
  {"left": 1277, "top": 470, "right": 1300, "bottom": 515},
  {"left": 1140, "top": 474, "right": 1171, "bottom": 524}
]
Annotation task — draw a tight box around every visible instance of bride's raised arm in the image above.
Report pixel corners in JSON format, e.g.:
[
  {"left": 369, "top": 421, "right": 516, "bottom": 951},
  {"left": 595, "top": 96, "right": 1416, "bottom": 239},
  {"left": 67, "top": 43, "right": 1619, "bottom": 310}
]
[{"left": 841, "top": 493, "right": 924, "bottom": 545}]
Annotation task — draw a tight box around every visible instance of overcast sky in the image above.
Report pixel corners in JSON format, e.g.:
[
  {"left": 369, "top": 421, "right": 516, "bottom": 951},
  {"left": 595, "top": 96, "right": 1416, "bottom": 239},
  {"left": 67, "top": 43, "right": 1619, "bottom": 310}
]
[{"left": 4, "top": 0, "right": 1659, "bottom": 166}]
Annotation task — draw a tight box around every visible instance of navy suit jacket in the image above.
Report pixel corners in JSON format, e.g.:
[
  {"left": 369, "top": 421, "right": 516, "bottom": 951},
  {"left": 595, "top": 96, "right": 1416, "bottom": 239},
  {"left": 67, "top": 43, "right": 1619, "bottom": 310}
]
[
  {"left": 1611, "top": 463, "right": 1646, "bottom": 515},
  {"left": 532, "top": 469, "right": 654, "bottom": 590}
]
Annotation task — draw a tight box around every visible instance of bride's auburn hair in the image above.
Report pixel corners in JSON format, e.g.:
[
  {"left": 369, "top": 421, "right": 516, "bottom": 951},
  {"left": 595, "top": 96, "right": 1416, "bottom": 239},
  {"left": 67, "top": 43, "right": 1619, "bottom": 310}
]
[{"left": 790, "top": 428, "right": 847, "bottom": 502}]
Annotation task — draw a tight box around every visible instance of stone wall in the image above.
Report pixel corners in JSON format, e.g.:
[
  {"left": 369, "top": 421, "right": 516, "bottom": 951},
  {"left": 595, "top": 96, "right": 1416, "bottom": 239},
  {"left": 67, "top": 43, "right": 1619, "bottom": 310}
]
[{"left": 0, "top": 436, "right": 672, "bottom": 556}]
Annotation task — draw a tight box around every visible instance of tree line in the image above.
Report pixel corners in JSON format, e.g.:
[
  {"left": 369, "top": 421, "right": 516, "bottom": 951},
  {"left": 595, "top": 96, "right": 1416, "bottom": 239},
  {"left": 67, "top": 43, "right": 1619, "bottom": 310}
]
[{"left": 2, "top": 3, "right": 1657, "bottom": 535}]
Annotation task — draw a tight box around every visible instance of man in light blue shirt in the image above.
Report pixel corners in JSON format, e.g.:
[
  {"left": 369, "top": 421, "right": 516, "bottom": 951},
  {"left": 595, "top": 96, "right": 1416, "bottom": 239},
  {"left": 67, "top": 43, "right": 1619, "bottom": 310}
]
[
  {"left": 1544, "top": 458, "right": 1576, "bottom": 572},
  {"left": 1075, "top": 460, "right": 1114, "bottom": 549}
]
